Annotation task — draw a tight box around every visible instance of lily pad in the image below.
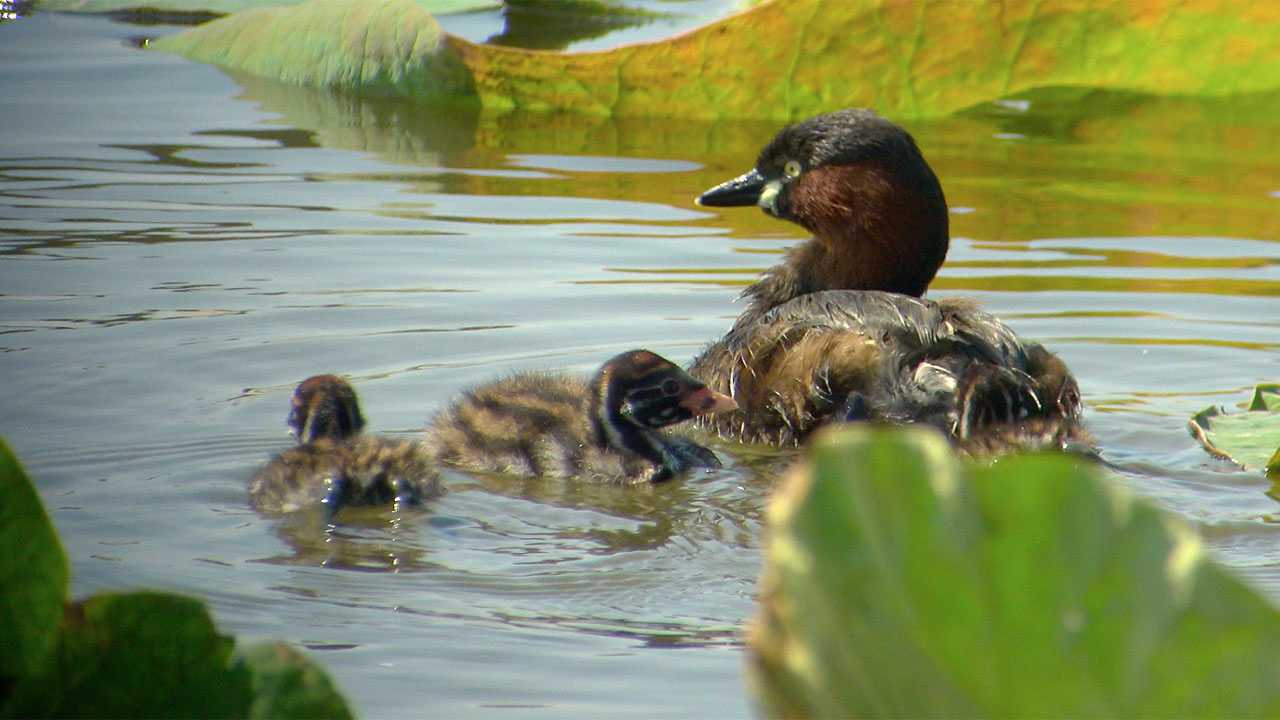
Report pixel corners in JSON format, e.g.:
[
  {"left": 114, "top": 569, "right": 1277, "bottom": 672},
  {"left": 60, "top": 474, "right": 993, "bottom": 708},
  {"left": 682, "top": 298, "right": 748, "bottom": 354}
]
[
  {"left": 0, "top": 439, "right": 353, "bottom": 718},
  {"left": 150, "top": 0, "right": 479, "bottom": 102},
  {"left": 155, "top": 0, "right": 1280, "bottom": 120},
  {"left": 752, "top": 426, "right": 1280, "bottom": 718},
  {"left": 1189, "top": 383, "right": 1280, "bottom": 471},
  {"left": 0, "top": 439, "right": 68, "bottom": 680}
]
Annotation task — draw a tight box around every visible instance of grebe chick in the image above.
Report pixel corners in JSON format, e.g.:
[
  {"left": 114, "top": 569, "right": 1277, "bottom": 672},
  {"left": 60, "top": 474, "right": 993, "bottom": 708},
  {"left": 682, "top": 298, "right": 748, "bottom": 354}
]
[
  {"left": 250, "top": 375, "right": 438, "bottom": 515},
  {"left": 426, "top": 349, "right": 737, "bottom": 484},
  {"left": 689, "top": 108, "right": 1086, "bottom": 454}
]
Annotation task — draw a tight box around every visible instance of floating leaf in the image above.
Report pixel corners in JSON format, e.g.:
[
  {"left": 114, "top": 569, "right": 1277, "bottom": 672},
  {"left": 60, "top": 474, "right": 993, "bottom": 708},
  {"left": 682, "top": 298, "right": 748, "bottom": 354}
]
[
  {"left": 1189, "top": 383, "right": 1280, "bottom": 471},
  {"left": 1249, "top": 383, "right": 1280, "bottom": 412},
  {"left": 752, "top": 427, "right": 1280, "bottom": 718},
  {"left": 155, "top": 0, "right": 1280, "bottom": 120},
  {"left": 150, "top": 0, "right": 479, "bottom": 103},
  {"left": 0, "top": 439, "right": 68, "bottom": 680}
]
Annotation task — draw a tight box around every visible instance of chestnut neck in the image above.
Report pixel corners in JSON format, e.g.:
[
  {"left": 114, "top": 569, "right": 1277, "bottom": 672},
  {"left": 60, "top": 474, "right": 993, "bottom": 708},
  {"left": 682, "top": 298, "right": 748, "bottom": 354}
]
[{"left": 740, "top": 160, "right": 949, "bottom": 321}]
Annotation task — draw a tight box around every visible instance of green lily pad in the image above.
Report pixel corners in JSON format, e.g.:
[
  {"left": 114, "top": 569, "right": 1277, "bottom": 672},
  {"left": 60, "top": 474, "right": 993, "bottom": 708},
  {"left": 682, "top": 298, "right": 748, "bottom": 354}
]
[
  {"left": 155, "top": 0, "right": 1280, "bottom": 120},
  {"left": 0, "top": 439, "right": 68, "bottom": 680},
  {"left": 1189, "top": 384, "right": 1280, "bottom": 471},
  {"left": 752, "top": 427, "right": 1280, "bottom": 718},
  {"left": 0, "top": 438, "right": 353, "bottom": 718},
  {"left": 1249, "top": 383, "right": 1280, "bottom": 412},
  {"left": 151, "top": 0, "right": 480, "bottom": 102}
]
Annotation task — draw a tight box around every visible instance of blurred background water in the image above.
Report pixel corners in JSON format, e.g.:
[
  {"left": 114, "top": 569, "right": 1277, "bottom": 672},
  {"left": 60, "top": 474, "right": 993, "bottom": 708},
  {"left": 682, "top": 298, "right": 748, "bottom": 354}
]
[{"left": 3, "top": 6, "right": 1279, "bottom": 717}]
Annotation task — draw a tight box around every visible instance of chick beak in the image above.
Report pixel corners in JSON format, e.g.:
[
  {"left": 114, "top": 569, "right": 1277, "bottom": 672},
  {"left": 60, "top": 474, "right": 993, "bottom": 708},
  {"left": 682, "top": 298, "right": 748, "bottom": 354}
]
[
  {"left": 695, "top": 168, "right": 765, "bottom": 207},
  {"left": 678, "top": 386, "right": 738, "bottom": 416}
]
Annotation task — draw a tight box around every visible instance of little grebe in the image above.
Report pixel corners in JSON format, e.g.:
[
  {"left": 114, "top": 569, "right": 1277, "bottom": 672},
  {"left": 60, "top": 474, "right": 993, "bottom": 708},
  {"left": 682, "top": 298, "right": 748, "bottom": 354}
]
[
  {"left": 250, "top": 375, "right": 439, "bottom": 514},
  {"left": 688, "top": 108, "right": 1085, "bottom": 454},
  {"left": 425, "top": 349, "right": 737, "bottom": 484}
]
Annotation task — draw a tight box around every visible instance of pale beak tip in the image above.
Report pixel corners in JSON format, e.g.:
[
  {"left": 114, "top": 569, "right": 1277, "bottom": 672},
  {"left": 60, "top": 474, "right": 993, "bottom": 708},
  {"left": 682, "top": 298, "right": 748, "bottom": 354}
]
[
  {"left": 702, "top": 390, "right": 737, "bottom": 414},
  {"left": 681, "top": 387, "right": 738, "bottom": 416}
]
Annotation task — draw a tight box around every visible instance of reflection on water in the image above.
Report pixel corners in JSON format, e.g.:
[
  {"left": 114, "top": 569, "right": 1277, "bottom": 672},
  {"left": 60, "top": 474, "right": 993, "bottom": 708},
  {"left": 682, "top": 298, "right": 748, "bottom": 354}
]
[
  {"left": 443, "top": 0, "right": 750, "bottom": 52},
  {"left": 3, "top": 10, "right": 1280, "bottom": 720}
]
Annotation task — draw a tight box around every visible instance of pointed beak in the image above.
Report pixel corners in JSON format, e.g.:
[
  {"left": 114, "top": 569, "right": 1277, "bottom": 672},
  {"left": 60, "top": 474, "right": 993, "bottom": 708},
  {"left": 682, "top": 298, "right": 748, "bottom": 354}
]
[
  {"left": 678, "top": 386, "right": 738, "bottom": 416},
  {"left": 695, "top": 168, "right": 766, "bottom": 207}
]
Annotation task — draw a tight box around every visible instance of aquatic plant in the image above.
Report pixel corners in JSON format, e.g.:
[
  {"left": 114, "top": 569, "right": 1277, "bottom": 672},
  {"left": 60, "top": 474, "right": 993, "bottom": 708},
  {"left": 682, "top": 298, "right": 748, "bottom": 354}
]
[
  {"left": 0, "top": 439, "right": 352, "bottom": 719},
  {"left": 751, "top": 426, "right": 1280, "bottom": 717},
  {"left": 1189, "top": 383, "right": 1280, "bottom": 477},
  {"left": 148, "top": 0, "right": 1280, "bottom": 120}
]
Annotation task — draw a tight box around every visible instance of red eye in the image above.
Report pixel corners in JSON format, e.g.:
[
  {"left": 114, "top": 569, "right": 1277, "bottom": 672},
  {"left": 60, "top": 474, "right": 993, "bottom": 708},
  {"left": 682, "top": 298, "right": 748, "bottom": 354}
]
[{"left": 661, "top": 379, "right": 681, "bottom": 396}]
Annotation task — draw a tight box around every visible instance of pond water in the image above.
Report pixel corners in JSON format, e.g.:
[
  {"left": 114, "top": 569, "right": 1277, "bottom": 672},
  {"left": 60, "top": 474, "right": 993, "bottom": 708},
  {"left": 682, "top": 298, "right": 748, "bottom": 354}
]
[{"left": 4, "top": 9, "right": 1280, "bottom": 718}]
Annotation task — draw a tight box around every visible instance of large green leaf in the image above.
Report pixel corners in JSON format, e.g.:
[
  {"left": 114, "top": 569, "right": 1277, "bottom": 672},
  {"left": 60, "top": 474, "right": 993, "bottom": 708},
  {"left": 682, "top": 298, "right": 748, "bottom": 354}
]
[
  {"left": 752, "top": 427, "right": 1280, "bottom": 718},
  {"left": 1189, "top": 384, "right": 1280, "bottom": 472},
  {"left": 151, "top": 0, "right": 478, "bottom": 102},
  {"left": 3, "top": 592, "right": 252, "bottom": 718},
  {"left": 2, "top": 592, "right": 355, "bottom": 719},
  {"left": 154, "top": 0, "right": 1280, "bottom": 120},
  {"left": 0, "top": 439, "right": 68, "bottom": 680},
  {"left": 0, "top": 440, "right": 353, "bottom": 718}
]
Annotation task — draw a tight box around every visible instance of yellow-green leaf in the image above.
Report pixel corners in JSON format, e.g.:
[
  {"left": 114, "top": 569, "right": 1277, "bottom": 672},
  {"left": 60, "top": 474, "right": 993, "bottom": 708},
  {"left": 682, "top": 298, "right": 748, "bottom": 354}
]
[
  {"left": 151, "top": 0, "right": 478, "bottom": 102},
  {"left": 753, "top": 426, "right": 1280, "bottom": 718},
  {"left": 154, "top": 0, "right": 1280, "bottom": 120}
]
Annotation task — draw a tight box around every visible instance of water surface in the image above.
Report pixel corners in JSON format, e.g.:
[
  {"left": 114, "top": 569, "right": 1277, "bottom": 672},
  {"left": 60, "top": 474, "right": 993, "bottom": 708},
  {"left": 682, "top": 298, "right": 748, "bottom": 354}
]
[{"left": 3, "top": 11, "right": 1280, "bottom": 718}]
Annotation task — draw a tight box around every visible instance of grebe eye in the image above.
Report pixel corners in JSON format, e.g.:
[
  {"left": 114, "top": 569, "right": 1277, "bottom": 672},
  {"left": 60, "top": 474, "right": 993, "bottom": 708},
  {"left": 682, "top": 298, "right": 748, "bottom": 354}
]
[
  {"left": 783, "top": 160, "right": 802, "bottom": 179},
  {"left": 660, "top": 379, "right": 681, "bottom": 396}
]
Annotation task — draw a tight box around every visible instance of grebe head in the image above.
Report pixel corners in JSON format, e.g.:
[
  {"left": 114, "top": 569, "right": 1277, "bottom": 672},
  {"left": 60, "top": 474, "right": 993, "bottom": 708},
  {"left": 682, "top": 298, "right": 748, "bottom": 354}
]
[
  {"left": 698, "top": 108, "right": 950, "bottom": 297},
  {"left": 288, "top": 374, "right": 366, "bottom": 444},
  {"left": 587, "top": 350, "right": 736, "bottom": 452}
]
